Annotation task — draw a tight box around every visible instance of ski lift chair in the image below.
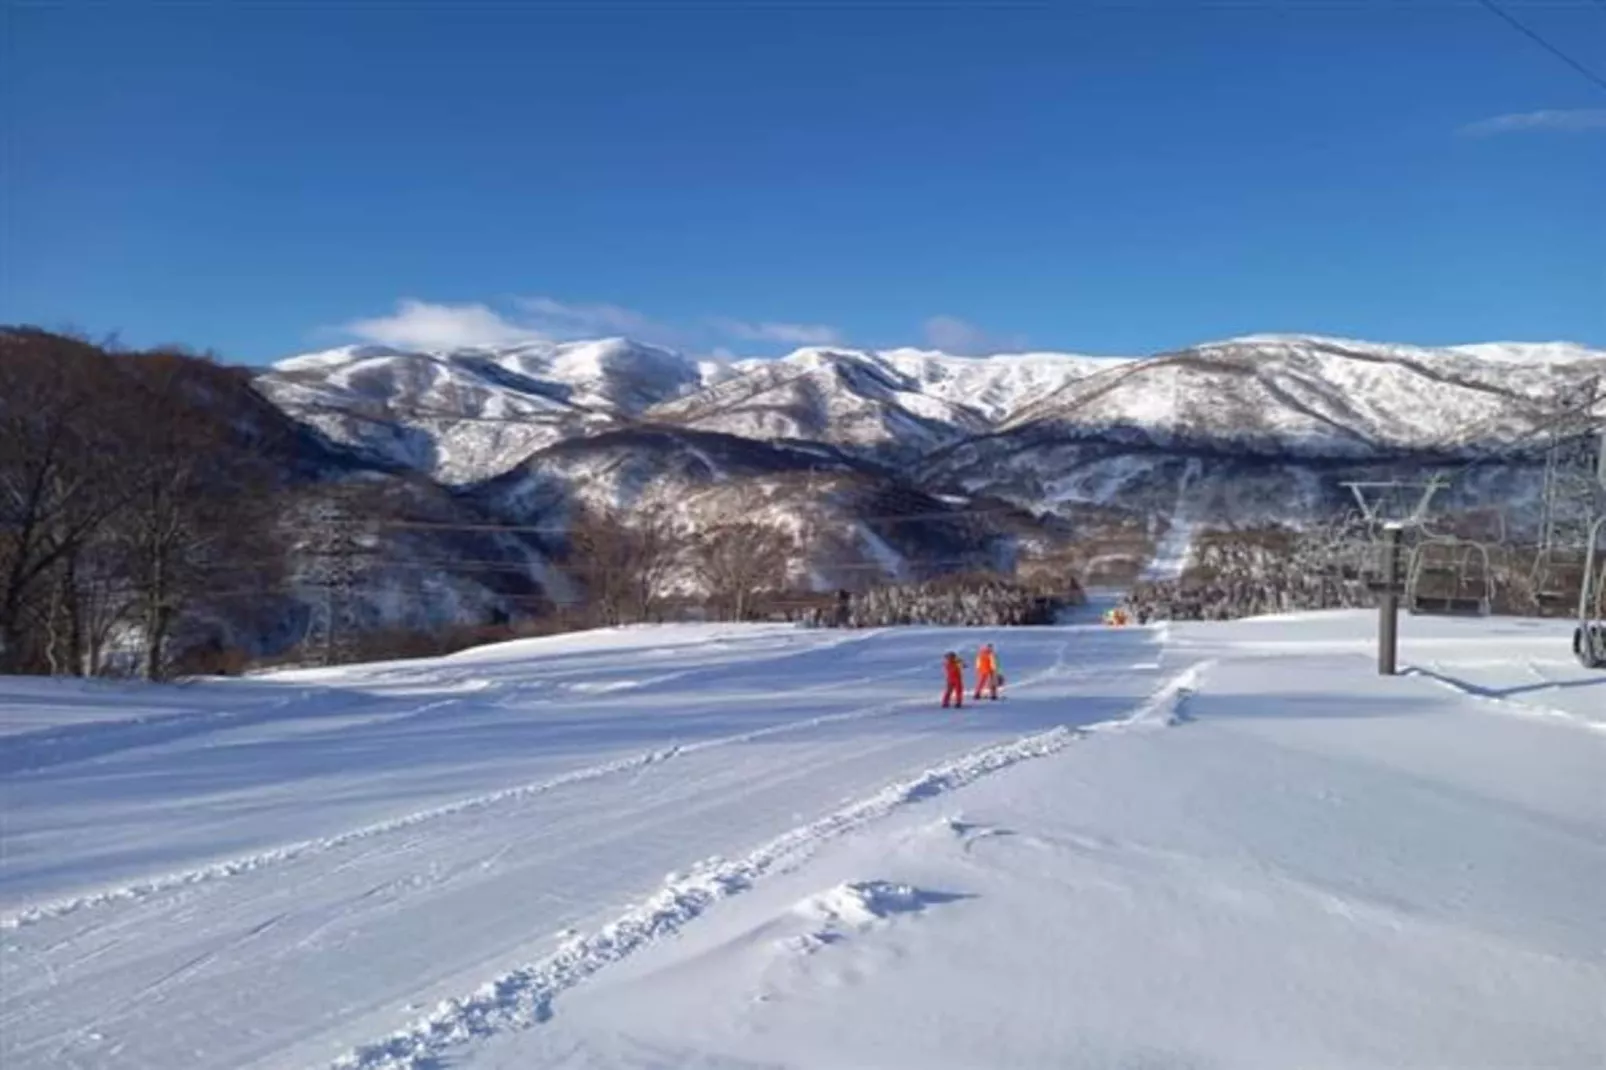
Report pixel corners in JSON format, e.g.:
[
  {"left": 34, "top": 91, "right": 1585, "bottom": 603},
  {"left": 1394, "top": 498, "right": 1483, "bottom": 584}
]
[
  {"left": 1406, "top": 537, "right": 1493, "bottom": 618},
  {"left": 1531, "top": 548, "right": 1587, "bottom": 612}
]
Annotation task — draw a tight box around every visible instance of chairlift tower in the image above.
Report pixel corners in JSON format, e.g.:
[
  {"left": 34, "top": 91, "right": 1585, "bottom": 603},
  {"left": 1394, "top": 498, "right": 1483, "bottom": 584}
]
[
  {"left": 1343, "top": 477, "right": 1447, "bottom": 532},
  {"left": 1339, "top": 478, "right": 1446, "bottom": 675},
  {"left": 1531, "top": 377, "right": 1604, "bottom": 604},
  {"left": 1575, "top": 427, "right": 1606, "bottom": 669}
]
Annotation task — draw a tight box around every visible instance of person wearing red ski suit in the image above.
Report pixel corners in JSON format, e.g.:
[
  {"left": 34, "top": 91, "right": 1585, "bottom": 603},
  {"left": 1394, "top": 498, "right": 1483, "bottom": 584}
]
[
  {"left": 941, "top": 652, "right": 965, "bottom": 708},
  {"left": 974, "top": 643, "right": 1000, "bottom": 701}
]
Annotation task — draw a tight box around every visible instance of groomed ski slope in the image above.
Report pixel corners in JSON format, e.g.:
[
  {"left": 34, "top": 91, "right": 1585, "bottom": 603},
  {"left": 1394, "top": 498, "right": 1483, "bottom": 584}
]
[{"left": 2, "top": 613, "right": 1603, "bottom": 1069}]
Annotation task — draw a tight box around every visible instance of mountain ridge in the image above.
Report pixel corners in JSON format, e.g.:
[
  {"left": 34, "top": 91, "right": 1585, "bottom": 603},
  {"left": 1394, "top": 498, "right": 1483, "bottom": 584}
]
[{"left": 257, "top": 332, "right": 1605, "bottom": 488}]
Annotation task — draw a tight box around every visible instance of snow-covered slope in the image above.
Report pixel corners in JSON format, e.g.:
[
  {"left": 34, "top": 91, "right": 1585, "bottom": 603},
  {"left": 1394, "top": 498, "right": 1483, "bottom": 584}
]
[
  {"left": 918, "top": 334, "right": 1605, "bottom": 529},
  {"left": 1000, "top": 334, "right": 1605, "bottom": 457},
  {"left": 258, "top": 339, "right": 711, "bottom": 483},
  {"left": 712, "top": 345, "right": 1125, "bottom": 427},
  {"left": 649, "top": 347, "right": 1001, "bottom": 460},
  {"left": 652, "top": 345, "right": 1126, "bottom": 458},
  {"left": 4, "top": 613, "right": 1602, "bottom": 1069},
  {"left": 871, "top": 346, "right": 1126, "bottom": 420},
  {"left": 468, "top": 426, "right": 1027, "bottom": 588},
  {"left": 1449, "top": 340, "right": 1605, "bottom": 365}
]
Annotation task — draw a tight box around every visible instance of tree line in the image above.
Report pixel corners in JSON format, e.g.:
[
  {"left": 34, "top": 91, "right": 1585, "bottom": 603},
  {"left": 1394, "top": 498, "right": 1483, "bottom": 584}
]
[
  {"left": 1, "top": 329, "right": 292, "bottom": 678},
  {"left": 814, "top": 572, "right": 1085, "bottom": 628}
]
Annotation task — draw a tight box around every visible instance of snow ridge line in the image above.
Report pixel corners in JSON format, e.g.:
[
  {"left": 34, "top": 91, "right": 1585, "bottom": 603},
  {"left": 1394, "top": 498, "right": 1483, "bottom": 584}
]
[
  {"left": 329, "top": 662, "right": 1205, "bottom": 1070},
  {"left": 1088, "top": 658, "right": 1208, "bottom": 731}
]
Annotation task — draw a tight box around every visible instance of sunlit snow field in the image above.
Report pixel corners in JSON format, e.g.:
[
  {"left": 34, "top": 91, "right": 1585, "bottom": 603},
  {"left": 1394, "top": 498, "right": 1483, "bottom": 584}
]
[{"left": 2, "top": 611, "right": 1602, "bottom": 1069}]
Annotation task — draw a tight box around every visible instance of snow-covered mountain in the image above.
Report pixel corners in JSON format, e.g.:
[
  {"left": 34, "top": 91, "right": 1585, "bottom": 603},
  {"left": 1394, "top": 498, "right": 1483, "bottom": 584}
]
[
  {"left": 256, "top": 332, "right": 1606, "bottom": 597},
  {"left": 648, "top": 346, "right": 1122, "bottom": 461},
  {"left": 915, "top": 334, "right": 1604, "bottom": 532},
  {"left": 259, "top": 341, "right": 1129, "bottom": 480},
  {"left": 263, "top": 334, "right": 1603, "bottom": 484},
  {"left": 258, "top": 338, "right": 720, "bottom": 484},
  {"left": 994, "top": 334, "right": 1603, "bottom": 457}
]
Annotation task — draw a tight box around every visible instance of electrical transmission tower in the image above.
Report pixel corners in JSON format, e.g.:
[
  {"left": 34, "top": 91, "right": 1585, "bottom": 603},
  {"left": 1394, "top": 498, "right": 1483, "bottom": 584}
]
[{"left": 302, "top": 486, "right": 369, "bottom": 666}]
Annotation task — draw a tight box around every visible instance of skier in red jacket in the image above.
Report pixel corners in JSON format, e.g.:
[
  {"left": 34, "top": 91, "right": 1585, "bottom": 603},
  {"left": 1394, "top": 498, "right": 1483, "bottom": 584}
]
[{"left": 941, "top": 651, "right": 965, "bottom": 708}]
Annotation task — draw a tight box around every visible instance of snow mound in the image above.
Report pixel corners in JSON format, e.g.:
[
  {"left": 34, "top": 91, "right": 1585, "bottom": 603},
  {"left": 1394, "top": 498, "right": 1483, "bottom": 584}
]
[{"left": 795, "top": 880, "right": 946, "bottom": 927}]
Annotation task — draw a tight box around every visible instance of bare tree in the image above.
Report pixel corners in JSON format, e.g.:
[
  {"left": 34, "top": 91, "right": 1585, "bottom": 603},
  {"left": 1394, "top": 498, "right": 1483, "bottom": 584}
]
[
  {"left": 565, "top": 504, "right": 634, "bottom": 626},
  {"left": 2, "top": 330, "right": 303, "bottom": 678},
  {"left": 39, "top": 553, "right": 131, "bottom": 675},
  {"left": 565, "top": 501, "right": 685, "bottom": 626},
  {"left": 68, "top": 546, "right": 138, "bottom": 676},
  {"left": 0, "top": 331, "right": 131, "bottom": 671},
  {"left": 112, "top": 351, "right": 288, "bottom": 679},
  {"left": 624, "top": 502, "right": 682, "bottom": 623},
  {"left": 692, "top": 519, "right": 798, "bottom": 621}
]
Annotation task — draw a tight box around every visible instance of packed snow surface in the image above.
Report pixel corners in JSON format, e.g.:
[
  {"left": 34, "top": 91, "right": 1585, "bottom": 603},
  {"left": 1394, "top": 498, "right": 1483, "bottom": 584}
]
[{"left": 2, "top": 613, "right": 1603, "bottom": 1069}]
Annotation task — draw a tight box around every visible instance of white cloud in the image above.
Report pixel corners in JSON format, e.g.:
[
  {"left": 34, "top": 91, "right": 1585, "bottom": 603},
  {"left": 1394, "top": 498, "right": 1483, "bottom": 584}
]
[
  {"left": 344, "top": 299, "right": 541, "bottom": 350},
  {"left": 516, "top": 297, "right": 683, "bottom": 346},
  {"left": 922, "top": 315, "right": 1026, "bottom": 356},
  {"left": 709, "top": 318, "right": 843, "bottom": 346},
  {"left": 1459, "top": 108, "right": 1606, "bottom": 137},
  {"left": 338, "top": 296, "right": 844, "bottom": 356}
]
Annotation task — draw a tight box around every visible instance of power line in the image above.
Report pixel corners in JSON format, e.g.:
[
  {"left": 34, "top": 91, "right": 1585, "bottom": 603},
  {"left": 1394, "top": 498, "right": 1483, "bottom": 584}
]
[{"left": 1473, "top": 0, "right": 1606, "bottom": 93}]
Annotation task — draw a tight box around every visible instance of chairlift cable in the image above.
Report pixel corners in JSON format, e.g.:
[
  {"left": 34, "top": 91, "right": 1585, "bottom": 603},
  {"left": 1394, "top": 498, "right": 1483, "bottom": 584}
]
[{"left": 1472, "top": 0, "right": 1606, "bottom": 93}]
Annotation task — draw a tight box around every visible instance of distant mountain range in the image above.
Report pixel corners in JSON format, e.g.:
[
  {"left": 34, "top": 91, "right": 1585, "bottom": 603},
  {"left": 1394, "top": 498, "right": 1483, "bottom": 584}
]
[{"left": 254, "top": 333, "right": 1606, "bottom": 625}]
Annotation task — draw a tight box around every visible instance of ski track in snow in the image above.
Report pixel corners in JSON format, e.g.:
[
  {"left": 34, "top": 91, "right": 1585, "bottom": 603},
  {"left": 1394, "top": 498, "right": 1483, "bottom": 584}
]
[
  {"left": 1404, "top": 664, "right": 1606, "bottom": 735},
  {"left": 329, "top": 661, "right": 1210, "bottom": 1070},
  {"left": 0, "top": 640, "right": 1091, "bottom": 933},
  {"left": 0, "top": 627, "right": 880, "bottom": 775}
]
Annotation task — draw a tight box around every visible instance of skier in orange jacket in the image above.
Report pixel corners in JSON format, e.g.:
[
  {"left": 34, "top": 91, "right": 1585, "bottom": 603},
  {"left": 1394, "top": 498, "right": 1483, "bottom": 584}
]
[
  {"left": 974, "top": 643, "right": 1001, "bottom": 701},
  {"left": 942, "top": 652, "right": 965, "bottom": 708}
]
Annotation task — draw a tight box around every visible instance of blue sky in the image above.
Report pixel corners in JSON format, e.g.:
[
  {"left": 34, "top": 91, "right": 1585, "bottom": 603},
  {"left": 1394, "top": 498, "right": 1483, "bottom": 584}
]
[{"left": 4, "top": 1, "right": 1604, "bottom": 362}]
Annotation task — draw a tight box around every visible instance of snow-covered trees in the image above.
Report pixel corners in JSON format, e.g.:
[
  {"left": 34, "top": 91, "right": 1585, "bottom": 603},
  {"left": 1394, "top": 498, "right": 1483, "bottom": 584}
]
[
  {"left": 1121, "top": 526, "right": 1552, "bottom": 623},
  {"left": 818, "top": 572, "right": 1084, "bottom": 629},
  {"left": 1123, "top": 528, "right": 1369, "bottom": 622}
]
